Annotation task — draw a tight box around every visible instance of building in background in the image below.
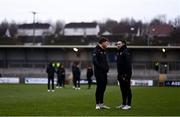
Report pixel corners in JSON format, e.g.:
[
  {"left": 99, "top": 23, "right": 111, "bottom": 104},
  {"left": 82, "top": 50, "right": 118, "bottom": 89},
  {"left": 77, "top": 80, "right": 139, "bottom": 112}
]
[
  {"left": 148, "top": 24, "right": 173, "bottom": 37},
  {"left": 63, "top": 22, "right": 100, "bottom": 36},
  {"left": 17, "top": 23, "right": 53, "bottom": 37}
]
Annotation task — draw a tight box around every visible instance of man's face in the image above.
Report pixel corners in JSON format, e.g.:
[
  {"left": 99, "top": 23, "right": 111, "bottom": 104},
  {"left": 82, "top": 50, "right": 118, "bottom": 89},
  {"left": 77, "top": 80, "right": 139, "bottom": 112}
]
[
  {"left": 116, "top": 41, "right": 124, "bottom": 49},
  {"left": 101, "top": 41, "right": 109, "bottom": 49}
]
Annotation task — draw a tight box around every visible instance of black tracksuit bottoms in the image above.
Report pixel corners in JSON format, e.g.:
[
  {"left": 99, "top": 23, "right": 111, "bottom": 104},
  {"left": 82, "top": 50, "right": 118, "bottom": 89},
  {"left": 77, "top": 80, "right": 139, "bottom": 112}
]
[
  {"left": 95, "top": 73, "right": 107, "bottom": 104},
  {"left": 48, "top": 77, "right": 54, "bottom": 90},
  {"left": 118, "top": 78, "right": 132, "bottom": 106}
]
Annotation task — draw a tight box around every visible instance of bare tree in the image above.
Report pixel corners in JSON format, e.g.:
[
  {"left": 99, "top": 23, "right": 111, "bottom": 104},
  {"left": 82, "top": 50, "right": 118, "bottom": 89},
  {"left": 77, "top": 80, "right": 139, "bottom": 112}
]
[
  {"left": 9, "top": 21, "right": 18, "bottom": 38},
  {"left": 98, "top": 19, "right": 118, "bottom": 35},
  {"left": 98, "top": 22, "right": 105, "bottom": 35},
  {"left": 54, "top": 20, "right": 64, "bottom": 37},
  {"left": 0, "top": 20, "right": 8, "bottom": 37},
  {"left": 174, "top": 16, "right": 180, "bottom": 27},
  {"left": 150, "top": 15, "right": 167, "bottom": 26},
  {"left": 112, "top": 18, "right": 142, "bottom": 35},
  {"left": 104, "top": 19, "right": 118, "bottom": 32}
]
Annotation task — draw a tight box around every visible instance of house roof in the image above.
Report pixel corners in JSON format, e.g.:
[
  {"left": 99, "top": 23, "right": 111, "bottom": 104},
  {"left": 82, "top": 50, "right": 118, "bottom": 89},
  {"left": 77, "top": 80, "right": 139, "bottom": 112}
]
[
  {"left": 65, "top": 22, "right": 98, "bottom": 28},
  {"left": 112, "top": 25, "right": 138, "bottom": 34},
  {"left": 102, "top": 31, "right": 112, "bottom": 36},
  {"left": 149, "top": 24, "right": 173, "bottom": 36},
  {"left": 18, "top": 23, "right": 51, "bottom": 29}
]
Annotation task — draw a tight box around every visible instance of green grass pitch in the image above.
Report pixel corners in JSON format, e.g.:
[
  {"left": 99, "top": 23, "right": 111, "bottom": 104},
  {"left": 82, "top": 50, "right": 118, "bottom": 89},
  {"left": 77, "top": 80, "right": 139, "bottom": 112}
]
[{"left": 0, "top": 84, "right": 180, "bottom": 116}]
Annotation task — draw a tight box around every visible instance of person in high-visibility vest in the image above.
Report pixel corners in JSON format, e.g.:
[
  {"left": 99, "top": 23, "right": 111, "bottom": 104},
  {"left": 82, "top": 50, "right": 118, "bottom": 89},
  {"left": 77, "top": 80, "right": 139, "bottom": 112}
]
[
  {"left": 56, "top": 62, "right": 61, "bottom": 88},
  {"left": 155, "top": 62, "right": 159, "bottom": 71}
]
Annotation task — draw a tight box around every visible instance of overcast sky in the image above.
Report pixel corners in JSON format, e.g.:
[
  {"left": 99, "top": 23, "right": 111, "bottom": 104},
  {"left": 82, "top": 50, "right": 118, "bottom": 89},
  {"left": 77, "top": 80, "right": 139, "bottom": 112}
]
[{"left": 0, "top": 0, "right": 179, "bottom": 23}]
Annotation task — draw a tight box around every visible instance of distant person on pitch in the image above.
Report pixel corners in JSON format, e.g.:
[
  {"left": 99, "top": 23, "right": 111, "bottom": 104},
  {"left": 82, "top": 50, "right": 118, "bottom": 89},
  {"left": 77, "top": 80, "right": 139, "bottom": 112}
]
[
  {"left": 46, "top": 62, "right": 55, "bottom": 92},
  {"left": 86, "top": 65, "right": 93, "bottom": 89},
  {"left": 73, "top": 62, "right": 81, "bottom": 90},
  {"left": 59, "top": 64, "right": 66, "bottom": 88}
]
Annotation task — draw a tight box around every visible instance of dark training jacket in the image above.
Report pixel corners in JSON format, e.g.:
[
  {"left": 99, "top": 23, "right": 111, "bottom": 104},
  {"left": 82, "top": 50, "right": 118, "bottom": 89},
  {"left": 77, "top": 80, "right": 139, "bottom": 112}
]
[
  {"left": 87, "top": 68, "right": 93, "bottom": 79},
  {"left": 117, "top": 45, "right": 132, "bottom": 80},
  {"left": 73, "top": 66, "right": 81, "bottom": 80},
  {"left": 46, "top": 63, "right": 55, "bottom": 78},
  {"left": 57, "top": 67, "right": 65, "bottom": 78},
  {"left": 93, "top": 45, "right": 109, "bottom": 76}
]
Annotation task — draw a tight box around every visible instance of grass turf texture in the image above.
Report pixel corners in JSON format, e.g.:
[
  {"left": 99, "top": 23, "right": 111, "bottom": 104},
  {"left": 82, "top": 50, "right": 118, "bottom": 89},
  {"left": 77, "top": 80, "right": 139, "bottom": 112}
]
[{"left": 0, "top": 84, "right": 179, "bottom": 116}]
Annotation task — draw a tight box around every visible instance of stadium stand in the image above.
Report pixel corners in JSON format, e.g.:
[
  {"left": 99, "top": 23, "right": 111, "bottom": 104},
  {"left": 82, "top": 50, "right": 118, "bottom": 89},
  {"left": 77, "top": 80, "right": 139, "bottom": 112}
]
[{"left": 0, "top": 45, "right": 180, "bottom": 85}]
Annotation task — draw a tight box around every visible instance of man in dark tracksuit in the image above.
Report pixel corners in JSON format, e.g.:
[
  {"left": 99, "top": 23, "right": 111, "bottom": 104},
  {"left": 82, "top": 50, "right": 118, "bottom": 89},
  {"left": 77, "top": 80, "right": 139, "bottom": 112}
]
[
  {"left": 72, "top": 63, "right": 76, "bottom": 89},
  {"left": 116, "top": 40, "right": 132, "bottom": 110},
  {"left": 60, "top": 64, "right": 66, "bottom": 88},
  {"left": 86, "top": 65, "right": 93, "bottom": 89},
  {"left": 46, "top": 62, "right": 55, "bottom": 92},
  {"left": 57, "top": 64, "right": 66, "bottom": 88},
  {"left": 73, "top": 63, "right": 81, "bottom": 90},
  {"left": 93, "top": 37, "right": 110, "bottom": 110}
]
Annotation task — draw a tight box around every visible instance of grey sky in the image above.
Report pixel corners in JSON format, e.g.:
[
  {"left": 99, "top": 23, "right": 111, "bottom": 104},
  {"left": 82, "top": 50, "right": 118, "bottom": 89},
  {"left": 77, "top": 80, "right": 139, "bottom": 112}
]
[{"left": 0, "top": 0, "right": 179, "bottom": 23}]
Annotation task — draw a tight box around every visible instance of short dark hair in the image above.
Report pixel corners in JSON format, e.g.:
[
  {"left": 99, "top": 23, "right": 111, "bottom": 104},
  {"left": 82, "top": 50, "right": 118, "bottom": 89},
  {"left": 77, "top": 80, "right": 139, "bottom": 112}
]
[
  {"left": 99, "top": 37, "right": 109, "bottom": 44},
  {"left": 120, "top": 40, "right": 126, "bottom": 45}
]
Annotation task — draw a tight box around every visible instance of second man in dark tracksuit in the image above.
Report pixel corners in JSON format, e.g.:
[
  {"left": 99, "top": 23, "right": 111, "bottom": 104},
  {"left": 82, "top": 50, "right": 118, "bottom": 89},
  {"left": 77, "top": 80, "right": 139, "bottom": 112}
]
[
  {"left": 46, "top": 62, "right": 55, "bottom": 92},
  {"left": 116, "top": 40, "right": 132, "bottom": 110},
  {"left": 93, "top": 37, "right": 110, "bottom": 110},
  {"left": 73, "top": 62, "right": 81, "bottom": 90},
  {"left": 57, "top": 64, "right": 66, "bottom": 88},
  {"left": 60, "top": 65, "right": 66, "bottom": 87},
  {"left": 86, "top": 65, "right": 93, "bottom": 89}
]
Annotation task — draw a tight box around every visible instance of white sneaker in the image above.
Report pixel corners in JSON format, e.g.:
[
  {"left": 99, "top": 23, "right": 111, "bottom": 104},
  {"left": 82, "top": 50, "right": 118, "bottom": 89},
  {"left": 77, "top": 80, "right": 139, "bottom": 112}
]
[
  {"left": 95, "top": 104, "right": 101, "bottom": 110},
  {"left": 52, "top": 90, "right": 55, "bottom": 92},
  {"left": 122, "top": 105, "right": 131, "bottom": 110},
  {"left": 78, "top": 87, "right": 80, "bottom": 90},
  {"left": 116, "top": 104, "right": 125, "bottom": 109},
  {"left": 56, "top": 86, "right": 59, "bottom": 88},
  {"left": 47, "top": 90, "right": 50, "bottom": 92},
  {"left": 100, "top": 104, "right": 110, "bottom": 109}
]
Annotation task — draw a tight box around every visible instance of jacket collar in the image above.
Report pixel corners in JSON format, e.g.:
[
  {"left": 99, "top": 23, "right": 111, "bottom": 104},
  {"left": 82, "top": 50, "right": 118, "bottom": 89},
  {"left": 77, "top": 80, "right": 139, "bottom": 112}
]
[
  {"left": 119, "top": 45, "right": 127, "bottom": 52},
  {"left": 97, "top": 44, "right": 105, "bottom": 51}
]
